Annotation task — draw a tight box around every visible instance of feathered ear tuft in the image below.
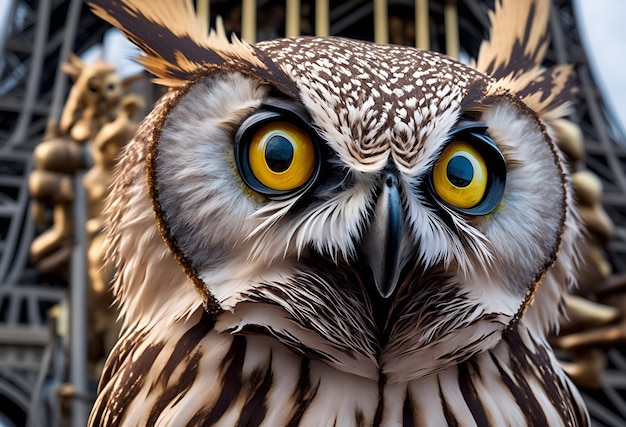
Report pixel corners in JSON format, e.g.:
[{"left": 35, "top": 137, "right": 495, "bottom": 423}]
[
  {"left": 475, "top": 0, "right": 576, "bottom": 119},
  {"left": 88, "top": 0, "right": 298, "bottom": 97}
]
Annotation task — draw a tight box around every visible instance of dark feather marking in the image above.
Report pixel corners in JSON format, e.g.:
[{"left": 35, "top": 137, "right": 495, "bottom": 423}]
[
  {"left": 97, "top": 329, "right": 148, "bottom": 392},
  {"left": 459, "top": 79, "right": 488, "bottom": 112},
  {"left": 490, "top": 334, "right": 548, "bottom": 426},
  {"left": 187, "top": 407, "right": 212, "bottom": 426},
  {"left": 146, "top": 312, "right": 214, "bottom": 424},
  {"left": 438, "top": 377, "right": 459, "bottom": 427},
  {"left": 402, "top": 389, "right": 416, "bottom": 427},
  {"left": 480, "top": 3, "right": 575, "bottom": 114},
  {"left": 146, "top": 351, "right": 202, "bottom": 425},
  {"left": 505, "top": 331, "right": 588, "bottom": 426},
  {"left": 231, "top": 322, "right": 337, "bottom": 363},
  {"left": 158, "top": 310, "right": 215, "bottom": 386},
  {"left": 518, "top": 66, "right": 577, "bottom": 111},
  {"left": 458, "top": 361, "right": 489, "bottom": 426},
  {"left": 236, "top": 355, "right": 273, "bottom": 427},
  {"left": 373, "top": 373, "right": 386, "bottom": 426},
  {"left": 487, "top": 36, "right": 548, "bottom": 81},
  {"left": 564, "top": 376, "right": 590, "bottom": 427},
  {"left": 89, "top": 0, "right": 299, "bottom": 97},
  {"left": 483, "top": 3, "right": 548, "bottom": 80},
  {"left": 355, "top": 409, "right": 365, "bottom": 427},
  {"left": 438, "top": 329, "right": 498, "bottom": 363},
  {"left": 90, "top": 0, "right": 225, "bottom": 75},
  {"left": 90, "top": 342, "right": 165, "bottom": 426},
  {"left": 287, "top": 358, "right": 320, "bottom": 426},
  {"left": 200, "top": 336, "right": 247, "bottom": 425}
]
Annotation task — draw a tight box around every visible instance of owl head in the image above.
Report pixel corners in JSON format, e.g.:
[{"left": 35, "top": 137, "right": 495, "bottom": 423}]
[{"left": 91, "top": 0, "right": 579, "bottom": 381}]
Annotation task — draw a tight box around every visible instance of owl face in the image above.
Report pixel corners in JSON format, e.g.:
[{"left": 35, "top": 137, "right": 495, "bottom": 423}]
[{"left": 146, "top": 37, "right": 568, "bottom": 381}]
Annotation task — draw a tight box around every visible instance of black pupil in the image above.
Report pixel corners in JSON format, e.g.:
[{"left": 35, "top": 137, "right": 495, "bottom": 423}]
[
  {"left": 265, "top": 135, "right": 294, "bottom": 172},
  {"left": 447, "top": 155, "right": 474, "bottom": 187}
]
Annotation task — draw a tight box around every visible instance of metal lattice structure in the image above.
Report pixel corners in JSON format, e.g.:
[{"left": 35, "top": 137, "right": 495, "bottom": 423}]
[
  {"left": 0, "top": 1, "right": 108, "bottom": 425},
  {"left": 0, "top": 1, "right": 624, "bottom": 426}
]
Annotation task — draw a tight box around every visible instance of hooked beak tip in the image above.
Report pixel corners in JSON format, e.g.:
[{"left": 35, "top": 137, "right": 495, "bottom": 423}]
[
  {"left": 362, "top": 171, "right": 403, "bottom": 299},
  {"left": 375, "top": 279, "right": 396, "bottom": 299}
]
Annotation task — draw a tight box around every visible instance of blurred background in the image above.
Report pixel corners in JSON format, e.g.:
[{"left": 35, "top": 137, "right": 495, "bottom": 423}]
[{"left": 0, "top": 1, "right": 624, "bottom": 426}]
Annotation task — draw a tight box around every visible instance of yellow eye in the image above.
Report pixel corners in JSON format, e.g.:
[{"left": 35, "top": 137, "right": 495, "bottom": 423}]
[
  {"left": 248, "top": 122, "right": 316, "bottom": 191},
  {"left": 432, "top": 141, "right": 488, "bottom": 209}
]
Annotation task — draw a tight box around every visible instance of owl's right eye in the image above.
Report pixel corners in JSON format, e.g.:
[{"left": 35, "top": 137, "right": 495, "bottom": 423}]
[
  {"left": 428, "top": 124, "right": 506, "bottom": 216},
  {"left": 234, "top": 103, "right": 321, "bottom": 199},
  {"left": 432, "top": 141, "right": 488, "bottom": 209}
]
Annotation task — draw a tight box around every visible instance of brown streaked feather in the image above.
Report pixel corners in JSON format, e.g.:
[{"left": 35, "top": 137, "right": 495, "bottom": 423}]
[
  {"left": 475, "top": 0, "right": 576, "bottom": 117},
  {"left": 516, "top": 63, "right": 576, "bottom": 118},
  {"left": 476, "top": 0, "right": 550, "bottom": 79},
  {"left": 88, "top": 0, "right": 298, "bottom": 97}
]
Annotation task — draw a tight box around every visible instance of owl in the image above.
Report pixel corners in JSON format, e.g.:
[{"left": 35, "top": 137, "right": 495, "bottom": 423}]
[{"left": 87, "top": 0, "right": 589, "bottom": 425}]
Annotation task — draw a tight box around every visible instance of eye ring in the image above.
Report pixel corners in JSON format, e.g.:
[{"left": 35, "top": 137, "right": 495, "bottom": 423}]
[
  {"left": 234, "top": 103, "right": 321, "bottom": 199},
  {"left": 428, "top": 124, "right": 506, "bottom": 216}
]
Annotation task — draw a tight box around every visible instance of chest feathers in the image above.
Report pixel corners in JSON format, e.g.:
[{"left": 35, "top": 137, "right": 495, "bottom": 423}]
[{"left": 90, "top": 308, "right": 588, "bottom": 427}]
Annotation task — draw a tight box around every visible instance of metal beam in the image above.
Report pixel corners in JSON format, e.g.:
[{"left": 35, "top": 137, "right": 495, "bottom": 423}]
[{"left": 70, "top": 171, "right": 88, "bottom": 427}]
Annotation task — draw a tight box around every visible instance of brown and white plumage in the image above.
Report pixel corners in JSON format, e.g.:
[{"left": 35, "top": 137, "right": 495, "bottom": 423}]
[{"left": 88, "top": 0, "right": 588, "bottom": 425}]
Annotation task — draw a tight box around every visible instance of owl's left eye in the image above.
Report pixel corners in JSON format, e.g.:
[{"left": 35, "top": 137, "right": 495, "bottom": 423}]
[
  {"left": 432, "top": 141, "right": 488, "bottom": 209},
  {"left": 428, "top": 124, "right": 506, "bottom": 216},
  {"left": 248, "top": 122, "right": 316, "bottom": 191},
  {"left": 235, "top": 103, "right": 321, "bottom": 198}
]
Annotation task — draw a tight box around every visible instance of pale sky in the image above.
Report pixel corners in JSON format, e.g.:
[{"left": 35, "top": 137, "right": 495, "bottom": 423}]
[{"left": 575, "top": 0, "right": 626, "bottom": 138}]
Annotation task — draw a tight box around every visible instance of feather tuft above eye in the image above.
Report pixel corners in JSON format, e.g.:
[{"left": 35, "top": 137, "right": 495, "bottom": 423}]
[
  {"left": 475, "top": 0, "right": 577, "bottom": 119},
  {"left": 88, "top": 0, "right": 298, "bottom": 97}
]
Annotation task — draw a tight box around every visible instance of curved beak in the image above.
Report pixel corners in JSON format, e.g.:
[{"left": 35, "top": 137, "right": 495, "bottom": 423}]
[{"left": 361, "top": 172, "right": 403, "bottom": 298}]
